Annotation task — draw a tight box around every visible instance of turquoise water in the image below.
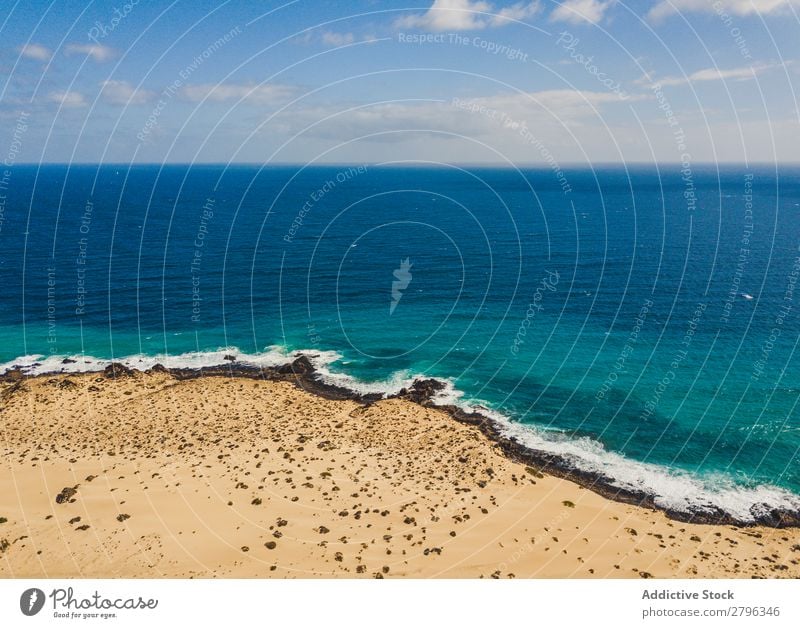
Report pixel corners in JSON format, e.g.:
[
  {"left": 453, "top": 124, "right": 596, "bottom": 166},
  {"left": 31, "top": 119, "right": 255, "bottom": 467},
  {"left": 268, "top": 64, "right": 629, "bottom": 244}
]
[{"left": 2, "top": 164, "right": 799, "bottom": 519}]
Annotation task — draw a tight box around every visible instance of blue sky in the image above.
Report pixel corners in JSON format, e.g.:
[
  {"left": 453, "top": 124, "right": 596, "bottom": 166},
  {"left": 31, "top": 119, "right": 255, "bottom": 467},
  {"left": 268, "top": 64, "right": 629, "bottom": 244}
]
[{"left": 1, "top": 0, "right": 798, "bottom": 164}]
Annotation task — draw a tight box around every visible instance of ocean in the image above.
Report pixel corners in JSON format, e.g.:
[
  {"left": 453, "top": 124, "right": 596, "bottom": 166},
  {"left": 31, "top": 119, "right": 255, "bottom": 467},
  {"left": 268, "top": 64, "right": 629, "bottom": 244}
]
[{"left": 1, "top": 163, "right": 799, "bottom": 521}]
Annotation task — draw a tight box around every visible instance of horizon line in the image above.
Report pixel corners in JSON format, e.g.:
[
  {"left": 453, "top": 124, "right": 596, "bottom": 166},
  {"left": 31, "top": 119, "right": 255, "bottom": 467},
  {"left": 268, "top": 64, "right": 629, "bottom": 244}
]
[{"left": 11, "top": 161, "right": 800, "bottom": 168}]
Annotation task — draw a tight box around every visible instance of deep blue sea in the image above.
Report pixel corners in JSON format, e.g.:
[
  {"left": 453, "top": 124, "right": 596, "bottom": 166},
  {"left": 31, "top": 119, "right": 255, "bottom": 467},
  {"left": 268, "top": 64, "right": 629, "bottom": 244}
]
[{"left": 2, "top": 164, "right": 799, "bottom": 520}]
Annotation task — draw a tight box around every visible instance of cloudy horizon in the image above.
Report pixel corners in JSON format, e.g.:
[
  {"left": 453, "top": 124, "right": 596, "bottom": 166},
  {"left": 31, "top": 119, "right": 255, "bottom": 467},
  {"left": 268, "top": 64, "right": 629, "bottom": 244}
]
[{"left": 1, "top": 0, "right": 798, "bottom": 165}]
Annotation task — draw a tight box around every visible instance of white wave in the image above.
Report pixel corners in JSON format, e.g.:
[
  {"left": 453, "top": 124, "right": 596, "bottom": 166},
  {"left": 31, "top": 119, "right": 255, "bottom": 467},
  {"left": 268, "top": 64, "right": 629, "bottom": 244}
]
[
  {"left": 309, "top": 354, "right": 420, "bottom": 396},
  {"left": 0, "top": 346, "right": 298, "bottom": 377},
  {"left": 491, "top": 417, "right": 800, "bottom": 522},
  {"left": 424, "top": 384, "right": 800, "bottom": 522},
  {"left": 3, "top": 347, "right": 799, "bottom": 521}
]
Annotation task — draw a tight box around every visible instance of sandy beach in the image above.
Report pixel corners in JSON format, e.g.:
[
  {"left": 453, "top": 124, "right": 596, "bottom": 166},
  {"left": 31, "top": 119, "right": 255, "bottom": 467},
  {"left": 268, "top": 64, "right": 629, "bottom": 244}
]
[{"left": 1, "top": 365, "right": 799, "bottom": 579}]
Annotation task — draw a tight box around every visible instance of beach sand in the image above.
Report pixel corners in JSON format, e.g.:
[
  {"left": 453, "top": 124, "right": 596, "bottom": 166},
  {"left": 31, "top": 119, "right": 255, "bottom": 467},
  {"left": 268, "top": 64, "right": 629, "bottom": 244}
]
[{"left": 1, "top": 368, "right": 799, "bottom": 578}]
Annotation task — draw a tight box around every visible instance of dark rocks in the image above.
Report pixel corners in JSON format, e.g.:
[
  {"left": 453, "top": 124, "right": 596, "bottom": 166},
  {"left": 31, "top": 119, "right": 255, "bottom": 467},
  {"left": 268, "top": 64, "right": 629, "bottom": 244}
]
[
  {"left": 749, "top": 507, "right": 800, "bottom": 529},
  {"left": 223, "top": 355, "right": 237, "bottom": 362},
  {"left": 3, "top": 369, "right": 24, "bottom": 382},
  {"left": 265, "top": 541, "right": 277, "bottom": 550},
  {"left": 116, "top": 514, "right": 130, "bottom": 522},
  {"left": 148, "top": 364, "right": 170, "bottom": 374},
  {"left": 68, "top": 517, "right": 81, "bottom": 525},
  {"left": 58, "top": 379, "right": 78, "bottom": 389},
  {"left": 395, "top": 379, "right": 447, "bottom": 405},
  {"left": 104, "top": 363, "right": 133, "bottom": 379},
  {"left": 276, "top": 356, "right": 314, "bottom": 376},
  {"left": 61, "top": 358, "right": 77, "bottom": 364},
  {"left": 55, "top": 486, "right": 78, "bottom": 504}
]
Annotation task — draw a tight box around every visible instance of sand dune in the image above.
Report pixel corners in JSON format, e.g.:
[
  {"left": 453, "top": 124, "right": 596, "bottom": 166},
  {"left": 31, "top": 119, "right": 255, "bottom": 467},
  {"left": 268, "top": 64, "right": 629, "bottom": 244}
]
[{"left": 1, "top": 369, "right": 799, "bottom": 578}]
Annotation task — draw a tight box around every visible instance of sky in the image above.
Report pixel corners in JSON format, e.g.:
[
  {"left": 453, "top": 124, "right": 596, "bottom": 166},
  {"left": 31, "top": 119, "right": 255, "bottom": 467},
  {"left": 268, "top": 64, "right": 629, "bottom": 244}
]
[{"left": 0, "top": 0, "right": 798, "bottom": 165}]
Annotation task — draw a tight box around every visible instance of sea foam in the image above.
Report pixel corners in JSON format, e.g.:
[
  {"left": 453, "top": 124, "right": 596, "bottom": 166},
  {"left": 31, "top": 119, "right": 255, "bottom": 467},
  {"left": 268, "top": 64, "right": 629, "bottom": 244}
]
[{"left": 2, "top": 347, "right": 799, "bottom": 522}]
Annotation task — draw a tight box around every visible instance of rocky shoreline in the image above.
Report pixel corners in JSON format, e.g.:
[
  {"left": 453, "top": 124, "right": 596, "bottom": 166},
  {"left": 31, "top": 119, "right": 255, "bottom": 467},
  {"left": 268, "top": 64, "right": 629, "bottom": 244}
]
[{"left": 4, "top": 353, "right": 800, "bottom": 529}]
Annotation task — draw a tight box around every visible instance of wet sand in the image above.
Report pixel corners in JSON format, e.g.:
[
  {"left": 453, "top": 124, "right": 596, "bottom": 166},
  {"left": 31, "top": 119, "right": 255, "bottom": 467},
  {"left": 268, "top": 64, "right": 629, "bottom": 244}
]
[{"left": 1, "top": 368, "right": 799, "bottom": 578}]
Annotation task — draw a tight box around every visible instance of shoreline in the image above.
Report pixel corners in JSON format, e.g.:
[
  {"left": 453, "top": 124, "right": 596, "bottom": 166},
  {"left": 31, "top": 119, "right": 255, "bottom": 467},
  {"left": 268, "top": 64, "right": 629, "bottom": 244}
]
[
  {"left": 3, "top": 353, "right": 800, "bottom": 529},
  {"left": 2, "top": 361, "right": 800, "bottom": 578}
]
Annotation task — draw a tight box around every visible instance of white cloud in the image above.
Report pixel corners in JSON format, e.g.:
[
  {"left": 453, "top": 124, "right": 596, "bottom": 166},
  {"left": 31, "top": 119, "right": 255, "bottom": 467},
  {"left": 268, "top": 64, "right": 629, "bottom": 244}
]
[
  {"left": 47, "top": 90, "right": 87, "bottom": 107},
  {"left": 65, "top": 43, "right": 116, "bottom": 62},
  {"left": 396, "top": 0, "right": 540, "bottom": 31},
  {"left": 278, "top": 89, "right": 637, "bottom": 144},
  {"left": 18, "top": 43, "right": 52, "bottom": 62},
  {"left": 100, "top": 80, "right": 156, "bottom": 105},
  {"left": 321, "top": 31, "right": 356, "bottom": 46},
  {"left": 656, "top": 63, "right": 777, "bottom": 86},
  {"left": 648, "top": 0, "right": 799, "bottom": 21},
  {"left": 179, "top": 82, "right": 297, "bottom": 104},
  {"left": 467, "top": 88, "right": 640, "bottom": 117},
  {"left": 551, "top": 0, "right": 615, "bottom": 24},
  {"left": 261, "top": 88, "right": 653, "bottom": 168},
  {"left": 492, "top": 0, "right": 542, "bottom": 23}
]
